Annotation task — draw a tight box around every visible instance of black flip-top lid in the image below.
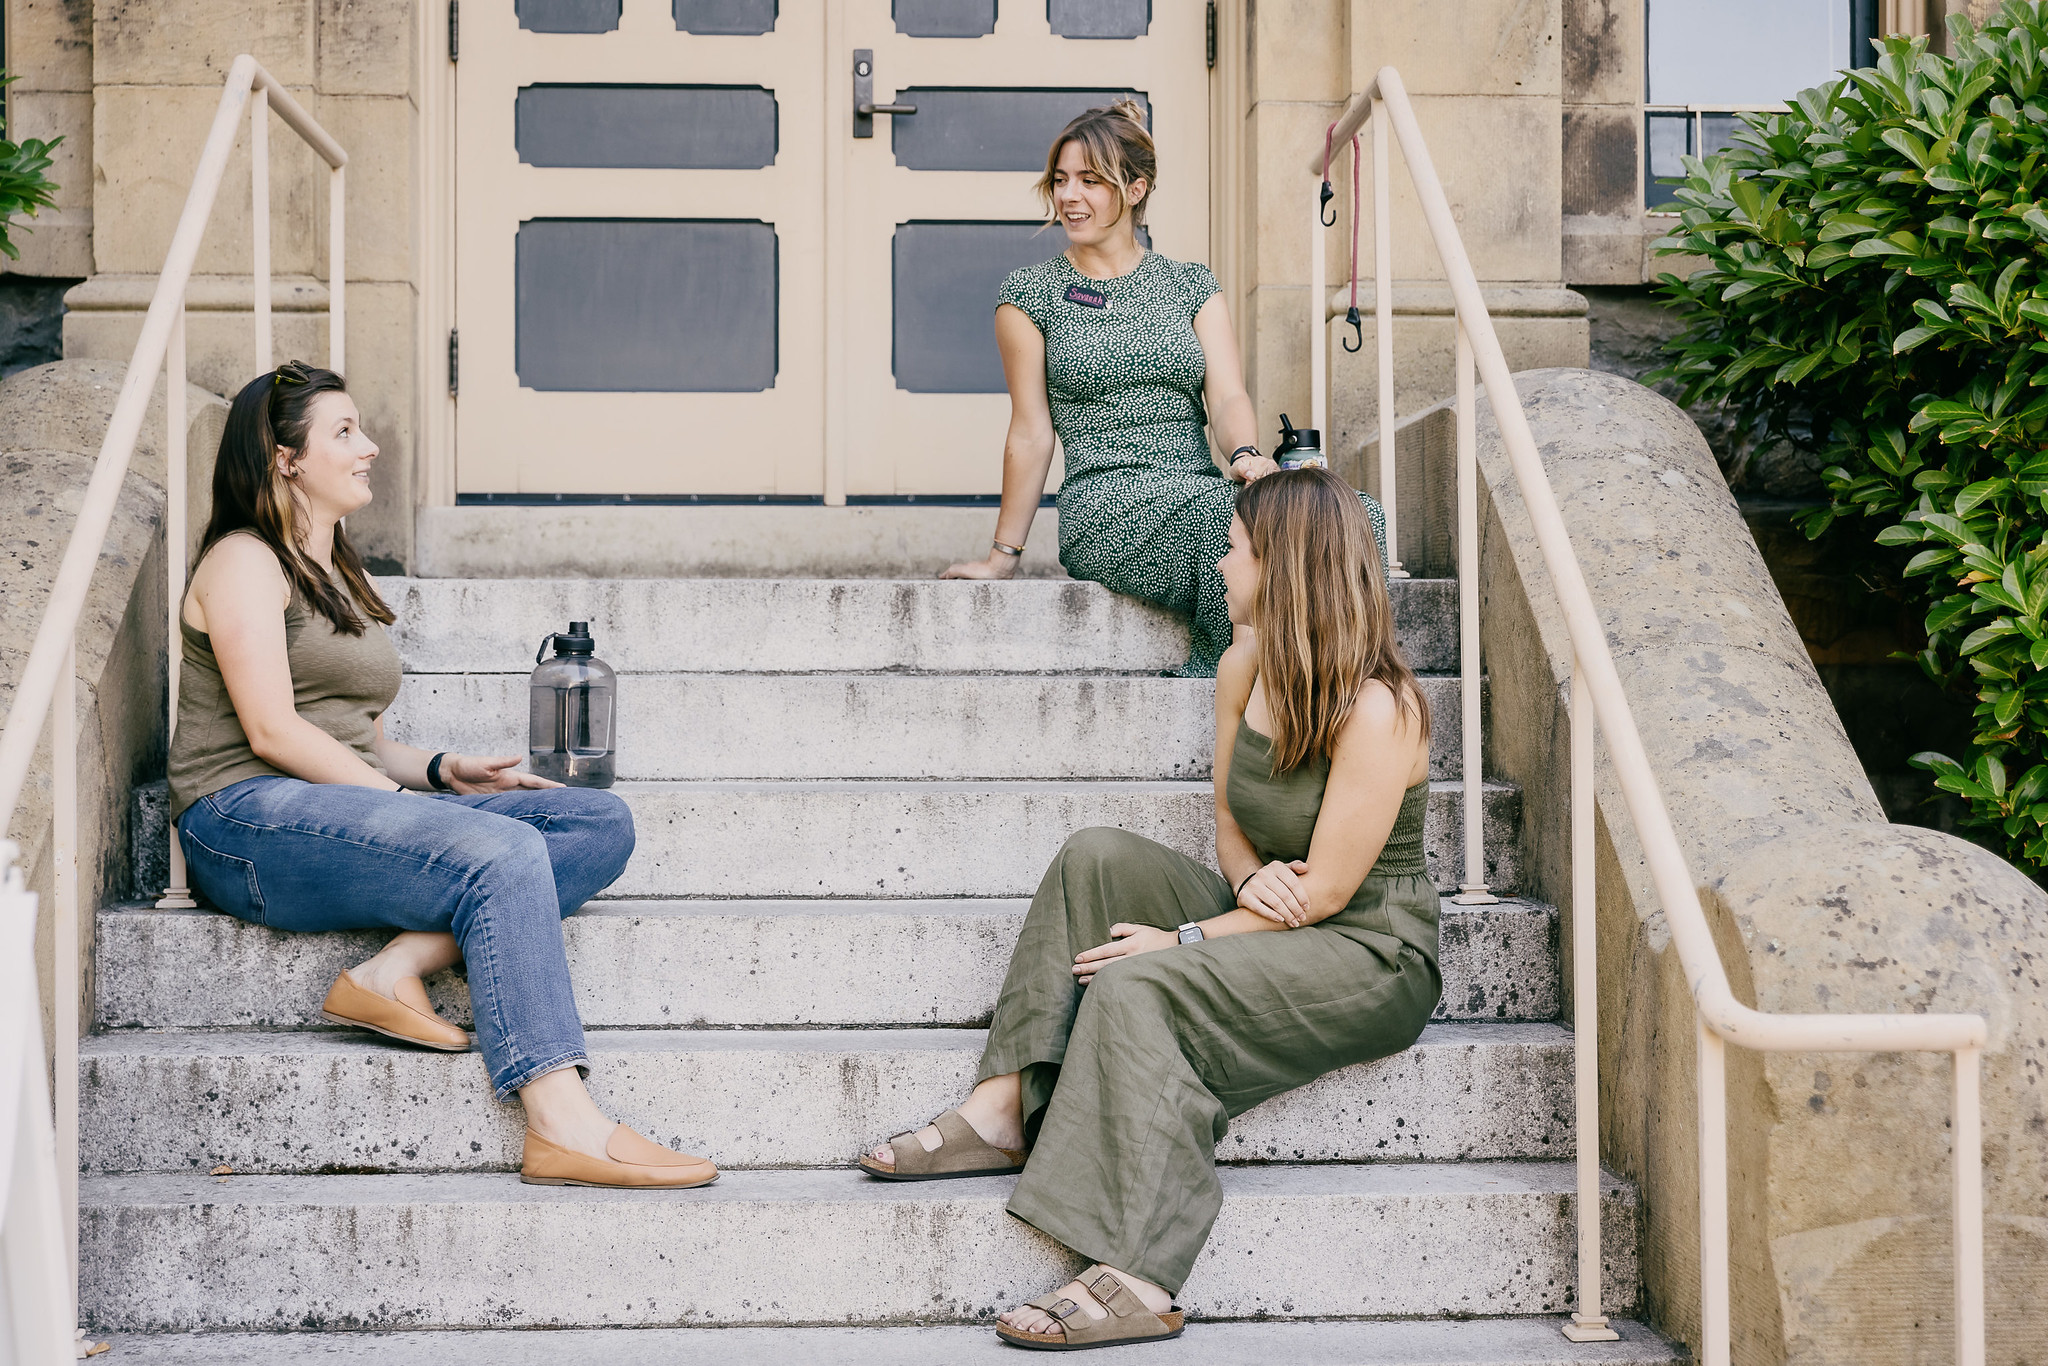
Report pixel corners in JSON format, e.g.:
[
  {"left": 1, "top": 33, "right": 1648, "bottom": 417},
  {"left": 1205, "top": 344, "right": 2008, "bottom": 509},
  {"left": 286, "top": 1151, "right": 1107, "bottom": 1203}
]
[
  {"left": 1276, "top": 413, "right": 1322, "bottom": 451},
  {"left": 536, "top": 621, "right": 597, "bottom": 664}
]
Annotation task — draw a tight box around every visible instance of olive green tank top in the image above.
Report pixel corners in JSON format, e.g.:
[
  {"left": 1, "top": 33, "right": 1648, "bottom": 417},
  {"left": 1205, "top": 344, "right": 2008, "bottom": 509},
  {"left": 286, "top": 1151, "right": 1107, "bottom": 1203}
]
[
  {"left": 167, "top": 568, "right": 401, "bottom": 821},
  {"left": 1225, "top": 717, "right": 1430, "bottom": 889}
]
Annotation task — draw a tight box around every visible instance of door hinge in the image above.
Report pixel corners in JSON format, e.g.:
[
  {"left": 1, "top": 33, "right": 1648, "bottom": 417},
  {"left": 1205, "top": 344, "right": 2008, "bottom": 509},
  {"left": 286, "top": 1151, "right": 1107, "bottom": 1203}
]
[
  {"left": 1206, "top": 2, "right": 1216, "bottom": 68},
  {"left": 448, "top": 329, "right": 459, "bottom": 398},
  {"left": 448, "top": 0, "right": 459, "bottom": 61}
]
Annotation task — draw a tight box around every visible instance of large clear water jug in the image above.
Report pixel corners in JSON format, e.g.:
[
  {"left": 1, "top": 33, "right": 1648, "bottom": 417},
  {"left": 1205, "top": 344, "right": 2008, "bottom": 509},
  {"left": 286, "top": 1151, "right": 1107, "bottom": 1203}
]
[{"left": 529, "top": 621, "right": 616, "bottom": 788}]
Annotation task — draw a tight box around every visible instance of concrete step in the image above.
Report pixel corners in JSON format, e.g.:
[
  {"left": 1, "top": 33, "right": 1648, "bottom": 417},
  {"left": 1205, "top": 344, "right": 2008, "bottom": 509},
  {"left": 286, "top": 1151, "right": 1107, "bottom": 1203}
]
[
  {"left": 385, "top": 672, "right": 1476, "bottom": 781},
  {"left": 375, "top": 576, "right": 1459, "bottom": 675},
  {"left": 97, "top": 896, "right": 1559, "bottom": 1030},
  {"left": 605, "top": 779, "right": 1518, "bottom": 899},
  {"left": 80, "top": 1021, "right": 1573, "bottom": 1175},
  {"left": 80, "top": 1163, "right": 1639, "bottom": 1330},
  {"left": 89, "top": 1318, "right": 1683, "bottom": 1364}
]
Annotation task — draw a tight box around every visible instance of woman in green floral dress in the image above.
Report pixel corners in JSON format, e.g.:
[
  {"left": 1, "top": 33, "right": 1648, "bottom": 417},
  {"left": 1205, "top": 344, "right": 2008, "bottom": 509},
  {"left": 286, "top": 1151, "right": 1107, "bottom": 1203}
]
[{"left": 941, "top": 100, "right": 1385, "bottom": 677}]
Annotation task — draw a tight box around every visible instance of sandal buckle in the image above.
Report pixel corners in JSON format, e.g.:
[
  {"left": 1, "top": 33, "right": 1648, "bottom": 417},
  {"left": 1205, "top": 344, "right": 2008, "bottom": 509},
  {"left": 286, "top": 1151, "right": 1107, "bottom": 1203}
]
[{"left": 1047, "top": 1298, "right": 1081, "bottom": 1321}]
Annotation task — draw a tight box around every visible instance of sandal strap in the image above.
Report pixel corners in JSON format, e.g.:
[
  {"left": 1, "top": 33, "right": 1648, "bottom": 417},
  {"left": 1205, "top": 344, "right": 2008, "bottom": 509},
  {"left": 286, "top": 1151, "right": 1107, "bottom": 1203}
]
[
  {"left": 884, "top": 1109, "right": 1019, "bottom": 1175},
  {"left": 1081, "top": 1268, "right": 1147, "bottom": 1319},
  {"left": 1015, "top": 1270, "right": 1171, "bottom": 1346}
]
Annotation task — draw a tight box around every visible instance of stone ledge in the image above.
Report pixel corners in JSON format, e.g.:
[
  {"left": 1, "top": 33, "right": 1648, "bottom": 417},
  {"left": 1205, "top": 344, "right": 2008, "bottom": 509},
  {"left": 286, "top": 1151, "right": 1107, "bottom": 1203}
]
[{"left": 63, "top": 273, "right": 331, "bottom": 312}]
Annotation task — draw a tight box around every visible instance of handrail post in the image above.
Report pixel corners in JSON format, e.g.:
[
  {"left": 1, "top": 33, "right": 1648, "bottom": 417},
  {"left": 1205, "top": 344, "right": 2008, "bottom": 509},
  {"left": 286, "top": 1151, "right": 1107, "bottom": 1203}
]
[
  {"left": 1698, "top": 1015, "right": 1731, "bottom": 1366},
  {"left": 1373, "top": 100, "right": 1403, "bottom": 577},
  {"left": 1450, "top": 321, "right": 1493, "bottom": 905},
  {"left": 1309, "top": 178, "right": 1327, "bottom": 439},
  {"left": 53, "top": 637, "right": 78, "bottom": 1296},
  {"left": 329, "top": 163, "right": 346, "bottom": 375},
  {"left": 1562, "top": 662, "right": 1617, "bottom": 1342},
  {"left": 1954, "top": 1046, "right": 1986, "bottom": 1366},
  {"left": 158, "top": 303, "right": 196, "bottom": 910},
  {"left": 252, "top": 82, "right": 272, "bottom": 372}
]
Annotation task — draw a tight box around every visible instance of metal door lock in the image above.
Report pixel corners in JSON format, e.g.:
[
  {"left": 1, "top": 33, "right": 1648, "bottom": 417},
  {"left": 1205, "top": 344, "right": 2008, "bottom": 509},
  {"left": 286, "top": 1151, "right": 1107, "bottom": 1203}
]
[{"left": 853, "top": 49, "right": 916, "bottom": 138}]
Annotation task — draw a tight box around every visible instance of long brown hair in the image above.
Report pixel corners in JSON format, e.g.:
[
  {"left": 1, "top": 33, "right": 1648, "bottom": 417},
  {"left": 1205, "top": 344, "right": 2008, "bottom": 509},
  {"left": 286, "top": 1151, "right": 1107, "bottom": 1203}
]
[
  {"left": 197, "top": 361, "right": 394, "bottom": 635},
  {"left": 1034, "top": 98, "right": 1156, "bottom": 230},
  {"left": 1237, "top": 468, "right": 1428, "bottom": 772}
]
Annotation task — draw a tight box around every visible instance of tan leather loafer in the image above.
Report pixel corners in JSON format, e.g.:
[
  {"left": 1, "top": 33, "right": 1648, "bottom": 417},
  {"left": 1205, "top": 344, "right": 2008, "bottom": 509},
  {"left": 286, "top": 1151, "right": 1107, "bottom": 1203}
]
[
  {"left": 320, "top": 971, "right": 471, "bottom": 1051},
  {"left": 521, "top": 1124, "right": 719, "bottom": 1188}
]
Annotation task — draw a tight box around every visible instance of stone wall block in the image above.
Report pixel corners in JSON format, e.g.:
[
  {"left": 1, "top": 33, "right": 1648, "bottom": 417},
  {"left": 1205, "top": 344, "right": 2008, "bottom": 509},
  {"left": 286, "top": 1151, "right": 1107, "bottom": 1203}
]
[
  {"left": 93, "top": 0, "right": 315, "bottom": 86},
  {"left": 1252, "top": 0, "right": 1349, "bottom": 103},
  {"left": 93, "top": 86, "right": 321, "bottom": 277},
  {"left": 1350, "top": 0, "right": 1562, "bottom": 97},
  {"left": 313, "top": 95, "right": 413, "bottom": 283},
  {"left": 1469, "top": 365, "right": 2048, "bottom": 1363},
  {"left": 64, "top": 306, "right": 325, "bottom": 400},
  {"left": 1329, "top": 314, "right": 1588, "bottom": 465},
  {"left": 317, "top": 0, "right": 415, "bottom": 96},
  {"left": 11, "top": 0, "right": 93, "bottom": 92},
  {"left": 1247, "top": 284, "right": 1311, "bottom": 451},
  {"left": 335, "top": 279, "right": 415, "bottom": 570},
  {"left": 1563, "top": 0, "right": 1640, "bottom": 104},
  {"left": 6, "top": 87, "right": 96, "bottom": 278},
  {"left": 1251, "top": 99, "right": 1346, "bottom": 284},
  {"left": 1380, "top": 95, "right": 1563, "bottom": 282}
]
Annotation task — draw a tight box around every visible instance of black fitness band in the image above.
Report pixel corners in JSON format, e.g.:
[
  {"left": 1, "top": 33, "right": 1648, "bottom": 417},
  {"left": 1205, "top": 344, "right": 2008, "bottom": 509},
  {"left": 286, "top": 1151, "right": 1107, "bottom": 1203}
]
[
  {"left": 427, "top": 752, "right": 453, "bottom": 792},
  {"left": 1229, "top": 445, "right": 1262, "bottom": 465}
]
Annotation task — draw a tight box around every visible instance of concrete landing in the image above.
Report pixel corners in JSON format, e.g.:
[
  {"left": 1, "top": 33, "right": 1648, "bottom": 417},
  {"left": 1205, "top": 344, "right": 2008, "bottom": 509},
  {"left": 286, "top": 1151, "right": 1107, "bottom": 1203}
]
[{"left": 94, "top": 1317, "right": 1683, "bottom": 1364}]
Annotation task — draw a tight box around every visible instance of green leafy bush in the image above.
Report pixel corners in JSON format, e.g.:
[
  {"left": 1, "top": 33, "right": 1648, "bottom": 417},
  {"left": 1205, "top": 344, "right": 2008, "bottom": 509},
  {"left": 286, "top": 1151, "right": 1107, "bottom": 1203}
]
[
  {"left": 0, "top": 74, "right": 59, "bottom": 259},
  {"left": 1649, "top": 6, "right": 2048, "bottom": 872}
]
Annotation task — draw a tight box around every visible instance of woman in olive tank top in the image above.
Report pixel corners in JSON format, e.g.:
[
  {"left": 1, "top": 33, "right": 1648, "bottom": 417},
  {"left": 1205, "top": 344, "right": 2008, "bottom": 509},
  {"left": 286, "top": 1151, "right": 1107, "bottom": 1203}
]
[
  {"left": 170, "top": 363, "right": 716, "bottom": 1190},
  {"left": 864, "top": 468, "right": 1438, "bottom": 1350}
]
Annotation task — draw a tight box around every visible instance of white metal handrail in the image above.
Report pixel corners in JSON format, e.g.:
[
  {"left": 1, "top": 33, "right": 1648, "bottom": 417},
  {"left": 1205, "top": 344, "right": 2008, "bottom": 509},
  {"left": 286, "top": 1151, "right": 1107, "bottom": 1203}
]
[
  {"left": 1310, "top": 66, "right": 1987, "bottom": 1366},
  {"left": 0, "top": 52, "right": 345, "bottom": 1324}
]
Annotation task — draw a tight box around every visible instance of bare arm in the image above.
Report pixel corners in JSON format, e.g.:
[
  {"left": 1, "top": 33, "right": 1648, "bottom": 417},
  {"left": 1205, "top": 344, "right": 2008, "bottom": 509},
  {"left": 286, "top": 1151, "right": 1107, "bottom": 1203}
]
[
  {"left": 373, "top": 720, "right": 558, "bottom": 795},
  {"left": 942, "top": 303, "right": 1056, "bottom": 580},
  {"left": 186, "top": 535, "right": 400, "bottom": 790},
  {"left": 1193, "top": 294, "right": 1274, "bottom": 482},
  {"left": 1201, "top": 681, "right": 1428, "bottom": 939}
]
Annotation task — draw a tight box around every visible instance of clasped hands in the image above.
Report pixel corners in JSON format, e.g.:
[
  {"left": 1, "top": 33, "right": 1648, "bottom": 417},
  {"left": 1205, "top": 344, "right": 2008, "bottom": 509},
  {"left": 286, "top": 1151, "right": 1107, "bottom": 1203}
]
[{"left": 1070, "top": 859, "right": 1312, "bottom": 985}]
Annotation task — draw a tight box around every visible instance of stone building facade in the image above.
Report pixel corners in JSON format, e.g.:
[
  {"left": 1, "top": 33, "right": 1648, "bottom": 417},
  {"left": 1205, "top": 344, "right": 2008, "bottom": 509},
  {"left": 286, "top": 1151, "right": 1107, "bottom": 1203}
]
[{"left": 3, "top": 0, "right": 1961, "bottom": 573}]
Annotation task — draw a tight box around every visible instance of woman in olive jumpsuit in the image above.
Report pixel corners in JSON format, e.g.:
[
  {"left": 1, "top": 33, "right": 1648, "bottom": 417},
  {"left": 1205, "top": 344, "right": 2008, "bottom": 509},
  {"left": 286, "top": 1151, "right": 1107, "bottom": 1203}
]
[{"left": 867, "top": 468, "right": 1439, "bottom": 1350}]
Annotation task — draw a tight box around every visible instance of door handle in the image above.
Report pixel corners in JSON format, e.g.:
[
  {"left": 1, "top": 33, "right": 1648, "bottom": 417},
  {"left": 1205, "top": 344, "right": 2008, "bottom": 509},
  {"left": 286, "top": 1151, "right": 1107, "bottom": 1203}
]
[{"left": 852, "top": 49, "right": 917, "bottom": 138}]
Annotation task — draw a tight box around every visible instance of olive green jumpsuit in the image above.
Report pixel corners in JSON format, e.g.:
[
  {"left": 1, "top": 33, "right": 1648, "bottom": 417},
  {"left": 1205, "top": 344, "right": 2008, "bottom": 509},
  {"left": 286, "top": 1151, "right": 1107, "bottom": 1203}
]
[{"left": 977, "top": 718, "right": 1441, "bottom": 1294}]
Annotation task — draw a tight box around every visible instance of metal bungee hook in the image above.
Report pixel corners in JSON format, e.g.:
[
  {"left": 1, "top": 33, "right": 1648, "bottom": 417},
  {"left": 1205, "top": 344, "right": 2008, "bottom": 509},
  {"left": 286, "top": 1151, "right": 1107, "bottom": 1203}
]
[
  {"left": 1341, "top": 305, "right": 1363, "bottom": 353},
  {"left": 1320, "top": 179, "right": 1337, "bottom": 227}
]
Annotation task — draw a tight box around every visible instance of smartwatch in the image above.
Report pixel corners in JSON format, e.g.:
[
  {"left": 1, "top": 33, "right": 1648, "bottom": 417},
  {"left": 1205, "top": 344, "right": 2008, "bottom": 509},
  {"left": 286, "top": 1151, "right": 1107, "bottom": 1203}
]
[{"left": 1177, "top": 921, "right": 1206, "bottom": 945}]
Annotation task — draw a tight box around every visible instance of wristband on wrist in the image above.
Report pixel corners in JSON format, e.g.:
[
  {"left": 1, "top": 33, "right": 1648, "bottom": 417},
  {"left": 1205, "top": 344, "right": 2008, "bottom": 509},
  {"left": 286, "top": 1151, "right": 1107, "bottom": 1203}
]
[
  {"left": 1234, "top": 868, "right": 1258, "bottom": 898},
  {"left": 427, "top": 752, "right": 454, "bottom": 792},
  {"left": 991, "top": 539, "right": 1024, "bottom": 557},
  {"left": 1229, "top": 445, "right": 1262, "bottom": 466}
]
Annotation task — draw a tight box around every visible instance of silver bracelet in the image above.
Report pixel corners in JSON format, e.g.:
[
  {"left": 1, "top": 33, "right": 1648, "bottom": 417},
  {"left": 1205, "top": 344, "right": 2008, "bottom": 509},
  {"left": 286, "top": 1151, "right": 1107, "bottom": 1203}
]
[{"left": 991, "top": 539, "right": 1024, "bottom": 557}]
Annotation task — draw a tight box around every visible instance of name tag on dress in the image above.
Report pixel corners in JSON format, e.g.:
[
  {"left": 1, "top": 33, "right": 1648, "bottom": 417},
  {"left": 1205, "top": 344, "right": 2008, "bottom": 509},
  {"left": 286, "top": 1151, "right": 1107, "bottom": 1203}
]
[{"left": 1064, "top": 283, "right": 1108, "bottom": 309}]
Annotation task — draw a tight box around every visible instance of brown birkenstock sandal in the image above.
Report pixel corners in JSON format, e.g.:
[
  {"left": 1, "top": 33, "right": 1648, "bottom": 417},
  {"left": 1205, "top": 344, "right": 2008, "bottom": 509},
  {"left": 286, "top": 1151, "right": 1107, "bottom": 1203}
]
[
  {"left": 856, "top": 1108, "right": 1025, "bottom": 1181},
  {"left": 994, "top": 1266, "right": 1185, "bottom": 1351}
]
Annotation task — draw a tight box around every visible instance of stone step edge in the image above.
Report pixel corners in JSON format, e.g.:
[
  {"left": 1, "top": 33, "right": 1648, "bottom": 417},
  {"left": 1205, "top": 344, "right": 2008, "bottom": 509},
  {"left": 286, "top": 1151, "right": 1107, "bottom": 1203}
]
[
  {"left": 83, "top": 1158, "right": 1631, "bottom": 1206},
  {"left": 79, "top": 1019, "right": 1570, "bottom": 1055},
  {"left": 83, "top": 1318, "right": 1682, "bottom": 1365},
  {"left": 97, "top": 891, "right": 1556, "bottom": 919}
]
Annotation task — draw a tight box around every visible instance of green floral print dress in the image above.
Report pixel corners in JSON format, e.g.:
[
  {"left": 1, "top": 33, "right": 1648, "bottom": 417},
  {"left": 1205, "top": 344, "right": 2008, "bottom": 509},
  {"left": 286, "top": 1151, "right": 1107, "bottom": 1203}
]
[{"left": 998, "top": 250, "right": 1386, "bottom": 677}]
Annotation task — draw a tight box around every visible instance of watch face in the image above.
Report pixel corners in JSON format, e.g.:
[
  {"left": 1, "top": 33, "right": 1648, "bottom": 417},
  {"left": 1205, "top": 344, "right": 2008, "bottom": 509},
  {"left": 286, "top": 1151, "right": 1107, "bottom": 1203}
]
[{"left": 1178, "top": 924, "right": 1204, "bottom": 944}]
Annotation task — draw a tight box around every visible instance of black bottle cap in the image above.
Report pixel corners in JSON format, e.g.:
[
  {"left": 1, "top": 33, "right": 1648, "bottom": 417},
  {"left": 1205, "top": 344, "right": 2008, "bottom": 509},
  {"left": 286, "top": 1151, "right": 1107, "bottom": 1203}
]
[{"left": 551, "top": 622, "right": 595, "bottom": 657}]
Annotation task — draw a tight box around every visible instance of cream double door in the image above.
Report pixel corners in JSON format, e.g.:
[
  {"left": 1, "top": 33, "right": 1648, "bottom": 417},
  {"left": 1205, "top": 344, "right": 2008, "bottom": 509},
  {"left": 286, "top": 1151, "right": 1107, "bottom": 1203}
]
[{"left": 454, "top": 0, "right": 1208, "bottom": 498}]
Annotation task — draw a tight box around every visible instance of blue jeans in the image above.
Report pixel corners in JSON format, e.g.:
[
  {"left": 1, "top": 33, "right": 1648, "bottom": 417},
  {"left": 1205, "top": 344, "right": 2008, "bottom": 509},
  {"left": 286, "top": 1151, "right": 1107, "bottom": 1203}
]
[{"left": 177, "top": 776, "right": 636, "bottom": 1099}]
